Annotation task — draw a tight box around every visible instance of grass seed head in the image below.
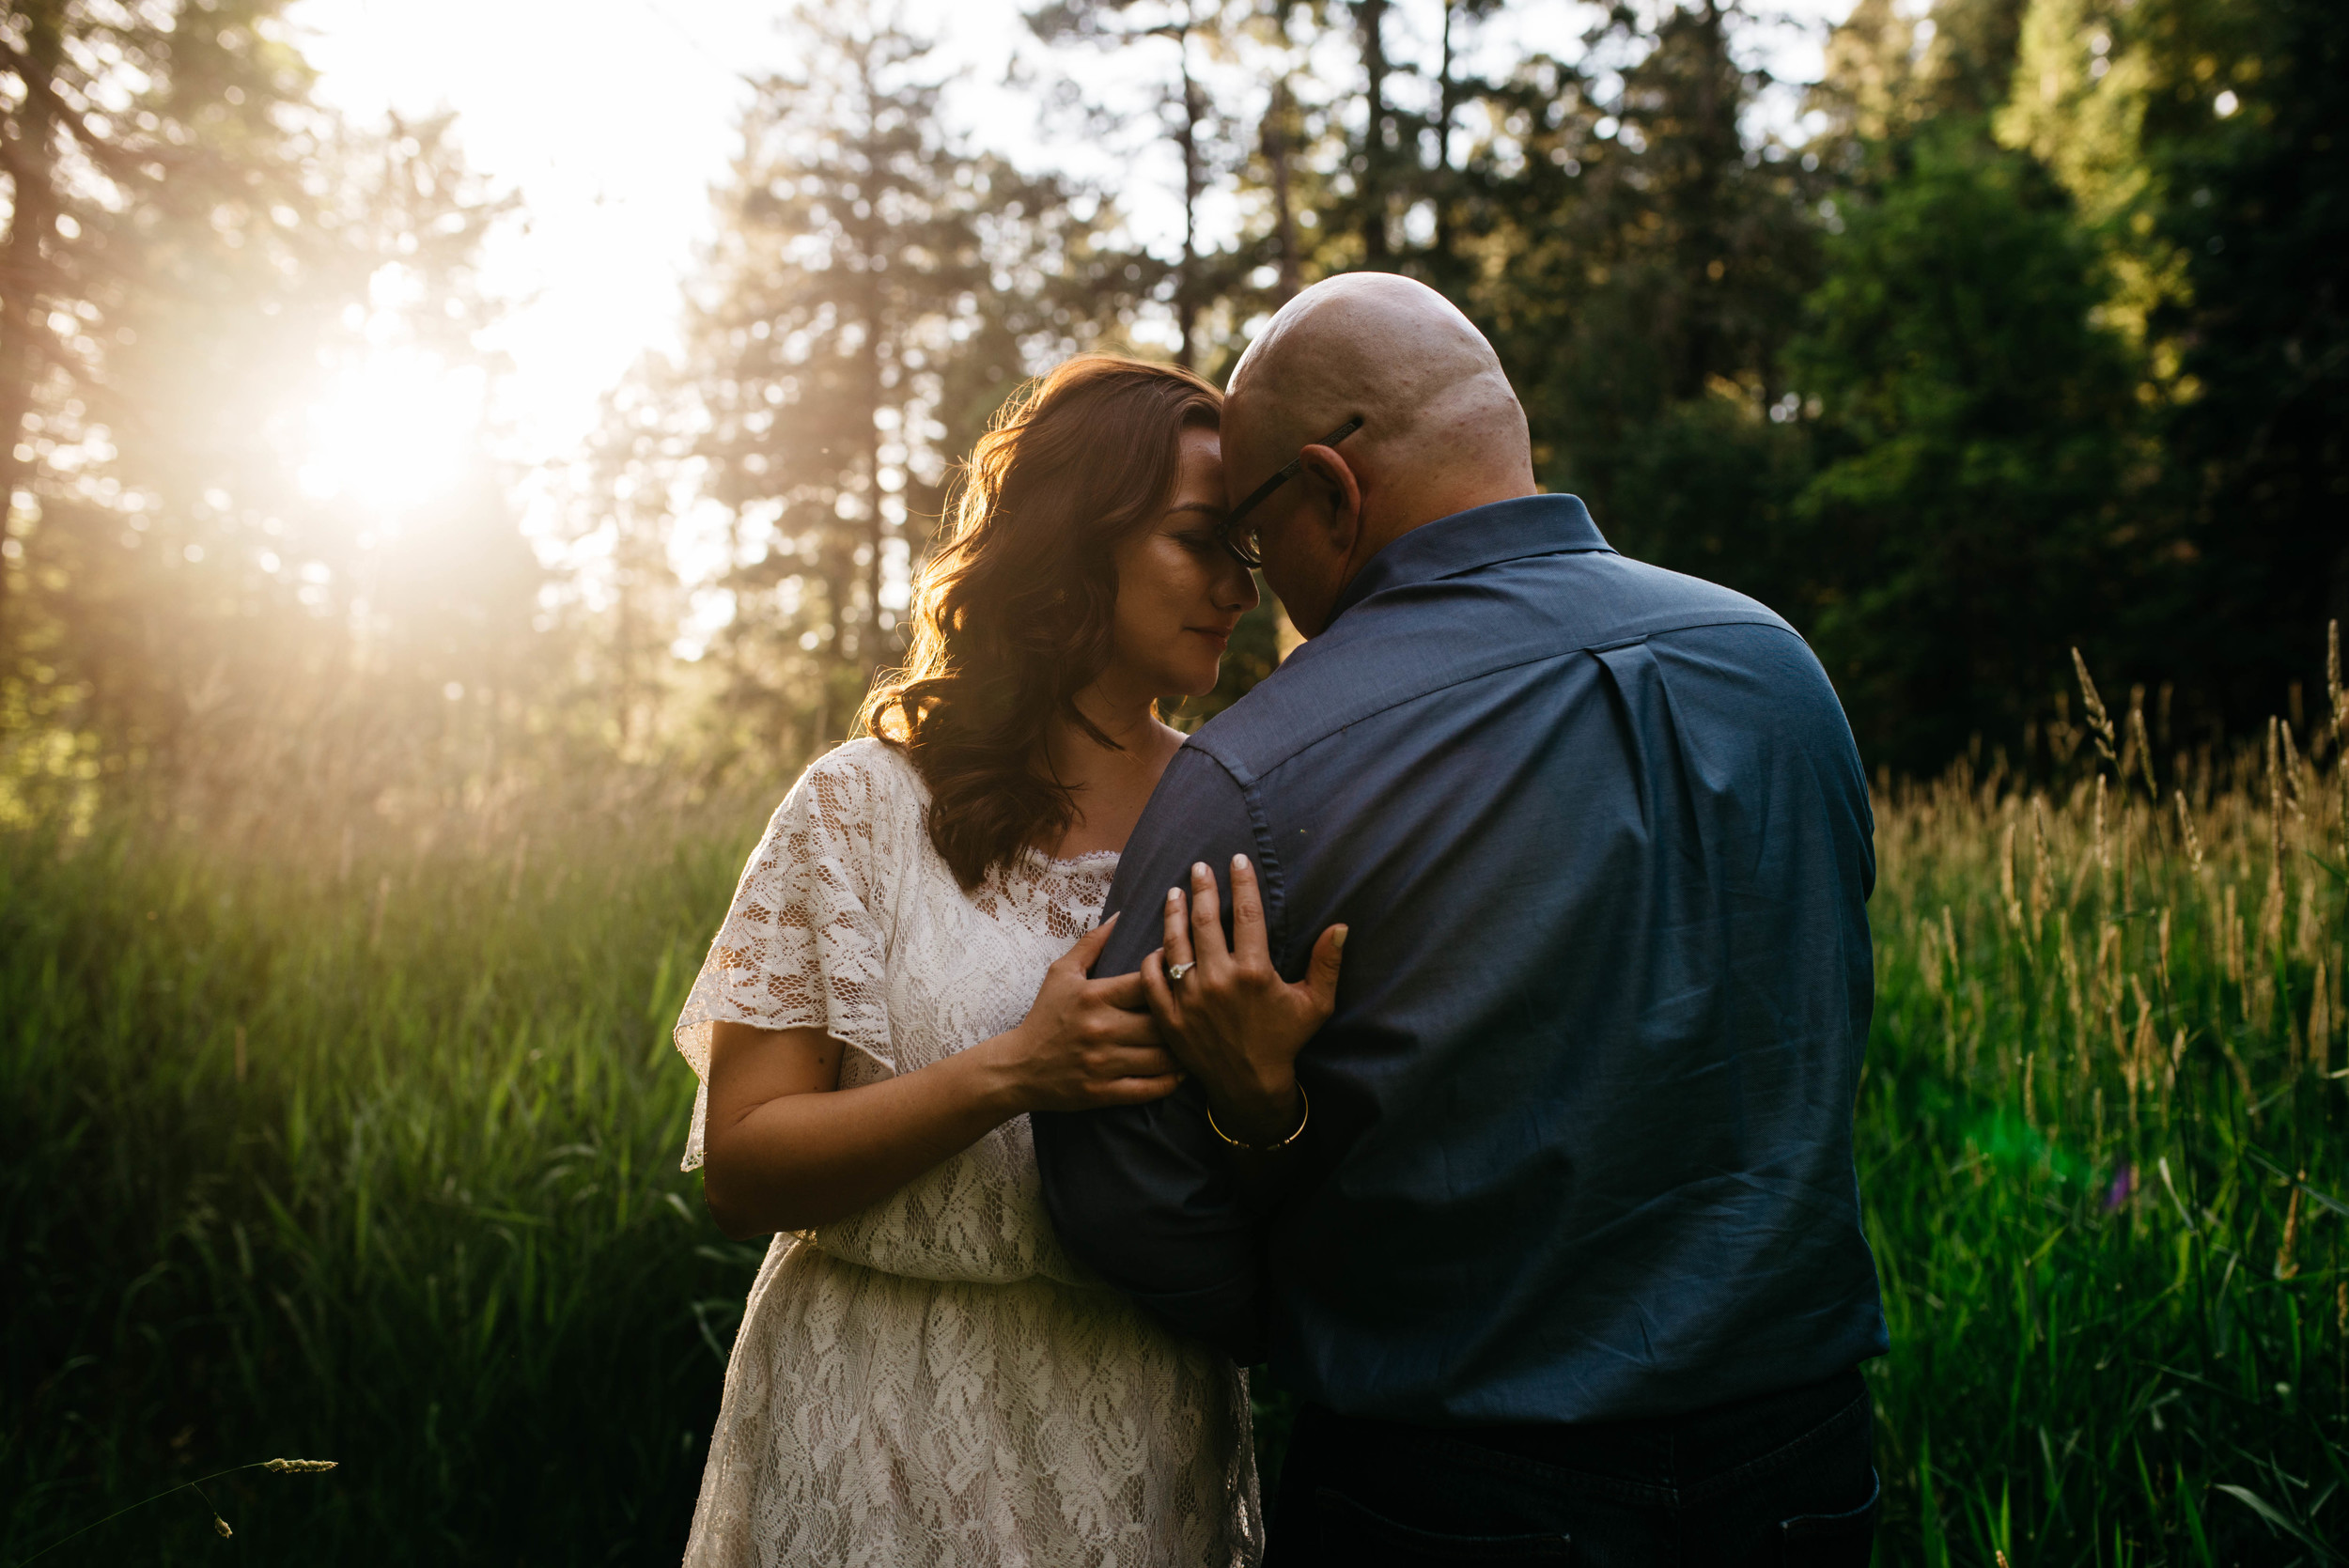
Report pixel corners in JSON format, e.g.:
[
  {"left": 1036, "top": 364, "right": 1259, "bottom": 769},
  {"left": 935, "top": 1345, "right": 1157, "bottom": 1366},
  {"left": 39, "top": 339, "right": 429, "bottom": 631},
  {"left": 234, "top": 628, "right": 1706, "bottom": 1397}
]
[
  {"left": 2328, "top": 618, "right": 2342, "bottom": 737},
  {"left": 2073, "top": 647, "right": 2117, "bottom": 765},
  {"left": 214, "top": 1514, "right": 233, "bottom": 1538}
]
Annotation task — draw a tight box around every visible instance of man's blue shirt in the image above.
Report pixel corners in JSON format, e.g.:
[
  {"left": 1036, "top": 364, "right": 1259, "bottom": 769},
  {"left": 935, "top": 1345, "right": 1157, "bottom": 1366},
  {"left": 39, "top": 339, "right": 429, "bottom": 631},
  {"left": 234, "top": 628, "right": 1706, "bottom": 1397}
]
[{"left": 1032, "top": 494, "right": 1889, "bottom": 1424}]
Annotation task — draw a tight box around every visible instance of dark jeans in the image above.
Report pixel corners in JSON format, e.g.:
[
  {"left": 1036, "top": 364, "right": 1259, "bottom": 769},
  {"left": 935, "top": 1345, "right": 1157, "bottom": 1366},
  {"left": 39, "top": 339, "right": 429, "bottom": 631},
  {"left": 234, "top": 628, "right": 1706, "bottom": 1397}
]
[{"left": 1264, "top": 1367, "right": 1878, "bottom": 1566}]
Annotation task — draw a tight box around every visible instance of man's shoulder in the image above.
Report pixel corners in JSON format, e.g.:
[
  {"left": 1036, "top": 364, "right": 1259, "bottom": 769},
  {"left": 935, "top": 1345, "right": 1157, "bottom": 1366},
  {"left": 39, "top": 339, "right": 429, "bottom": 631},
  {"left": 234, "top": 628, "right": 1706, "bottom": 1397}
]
[{"left": 1190, "top": 551, "right": 1803, "bottom": 783}]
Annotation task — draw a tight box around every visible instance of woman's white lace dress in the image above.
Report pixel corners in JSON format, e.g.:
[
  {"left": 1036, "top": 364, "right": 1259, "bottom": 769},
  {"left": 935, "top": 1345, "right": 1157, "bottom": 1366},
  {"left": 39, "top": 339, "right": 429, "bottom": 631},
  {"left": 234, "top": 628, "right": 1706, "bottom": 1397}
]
[{"left": 674, "top": 739, "right": 1262, "bottom": 1568}]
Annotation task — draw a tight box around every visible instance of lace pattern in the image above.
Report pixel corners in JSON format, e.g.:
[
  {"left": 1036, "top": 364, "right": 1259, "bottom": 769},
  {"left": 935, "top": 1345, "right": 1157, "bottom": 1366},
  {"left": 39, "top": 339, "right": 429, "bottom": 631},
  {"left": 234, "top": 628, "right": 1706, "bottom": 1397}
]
[{"left": 675, "top": 739, "right": 1261, "bottom": 1565}]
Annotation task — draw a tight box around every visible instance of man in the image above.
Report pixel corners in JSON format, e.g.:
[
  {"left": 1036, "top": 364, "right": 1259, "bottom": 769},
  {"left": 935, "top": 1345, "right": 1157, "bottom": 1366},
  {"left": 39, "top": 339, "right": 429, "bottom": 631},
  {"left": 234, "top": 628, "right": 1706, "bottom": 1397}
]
[{"left": 1032, "top": 273, "right": 1887, "bottom": 1561}]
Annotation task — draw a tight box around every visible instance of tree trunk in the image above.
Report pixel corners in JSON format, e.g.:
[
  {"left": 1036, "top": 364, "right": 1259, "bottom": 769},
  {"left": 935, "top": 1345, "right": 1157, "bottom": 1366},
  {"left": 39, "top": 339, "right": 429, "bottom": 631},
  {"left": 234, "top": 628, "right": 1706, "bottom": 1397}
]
[
  {"left": 1354, "top": 0, "right": 1391, "bottom": 263},
  {"left": 1174, "top": 23, "right": 1203, "bottom": 369},
  {"left": 1679, "top": 0, "right": 1733, "bottom": 400},
  {"left": 1264, "top": 77, "right": 1301, "bottom": 303},
  {"left": 0, "top": 2, "right": 64, "bottom": 654},
  {"left": 856, "top": 46, "right": 890, "bottom": 697},
  {"left": 860, "top": 286, "right": 888, "bottom": 693},
  {"left": 1435, "top": 2, "right": 1456, "bottom": 256}
]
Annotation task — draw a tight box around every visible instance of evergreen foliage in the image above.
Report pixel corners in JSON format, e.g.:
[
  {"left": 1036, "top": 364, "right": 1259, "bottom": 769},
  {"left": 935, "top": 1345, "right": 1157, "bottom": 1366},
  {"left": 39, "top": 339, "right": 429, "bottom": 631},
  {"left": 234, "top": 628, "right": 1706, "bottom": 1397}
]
[
  {"left": 1789, "top": 126, "right": 2149, "bottom": 772},
  {"left": 5, "top": 0, "right": 2349, "bottom": 1560}
]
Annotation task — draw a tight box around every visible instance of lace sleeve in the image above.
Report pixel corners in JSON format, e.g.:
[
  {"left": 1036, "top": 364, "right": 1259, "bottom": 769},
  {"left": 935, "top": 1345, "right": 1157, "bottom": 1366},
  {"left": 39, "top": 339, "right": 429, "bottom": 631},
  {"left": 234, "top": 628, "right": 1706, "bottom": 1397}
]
[{"left": 674, "top": 743, "right": 901, "bottom": 1171}]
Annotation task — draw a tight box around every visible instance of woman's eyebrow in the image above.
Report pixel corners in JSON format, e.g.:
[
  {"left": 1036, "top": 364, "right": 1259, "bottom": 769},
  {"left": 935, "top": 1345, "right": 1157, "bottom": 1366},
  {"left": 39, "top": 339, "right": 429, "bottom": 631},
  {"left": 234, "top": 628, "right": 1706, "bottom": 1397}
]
[{"left": 1164, "top": 501, "right": 1227, "bottom": 520}]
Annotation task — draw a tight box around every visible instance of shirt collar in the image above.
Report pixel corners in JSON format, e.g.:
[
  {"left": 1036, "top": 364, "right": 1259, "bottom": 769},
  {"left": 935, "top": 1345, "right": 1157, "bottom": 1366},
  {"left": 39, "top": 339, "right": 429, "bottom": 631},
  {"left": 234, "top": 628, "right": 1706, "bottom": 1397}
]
[{"left": 1326, "top": 494, "right": 1613, "bottom": 626}]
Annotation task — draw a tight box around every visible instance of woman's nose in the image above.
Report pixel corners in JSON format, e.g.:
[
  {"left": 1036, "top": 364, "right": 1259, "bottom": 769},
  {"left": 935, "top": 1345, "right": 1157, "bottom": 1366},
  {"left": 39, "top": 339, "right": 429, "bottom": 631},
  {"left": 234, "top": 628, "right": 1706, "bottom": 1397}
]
[{"left": 1219, "top": 564, "right": 1262, "bottom": 614}]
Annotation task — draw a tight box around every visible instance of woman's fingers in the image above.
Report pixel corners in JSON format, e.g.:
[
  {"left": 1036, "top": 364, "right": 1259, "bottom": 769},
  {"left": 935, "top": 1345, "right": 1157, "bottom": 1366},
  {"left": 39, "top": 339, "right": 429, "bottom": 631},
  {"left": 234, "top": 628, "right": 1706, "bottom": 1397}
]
[
  {"left": 1090, "top": 969, "right": 1148, "bottom": 1013},
  {"left": 1140, "top": 949, "right": 1186, "bottom": 1032},
  {"left": 1093, "top": 1071, "right": 1184, "bottom": 1105},
  {"left": 1087, "top": 1001, "right": 1160, "bottom": 1048},
  {"left": 1229, "top": 854, "right": 1270, "bottom": 968},
  {"left": 1188, "top": 861, "right": 1229, "bottom": 975},
  {"left": 1160, "top": 884, "right": 1195, "bottom": 974},
  {"left": 1094, "top": 1044, "right": 1179, "bottom": 1079},
  {"left": 1304, "top": 923, "right": 1349, "bottom": 1016},
  {"left": 1066, "top": 911, "right": 1119, "bottom": 973}
]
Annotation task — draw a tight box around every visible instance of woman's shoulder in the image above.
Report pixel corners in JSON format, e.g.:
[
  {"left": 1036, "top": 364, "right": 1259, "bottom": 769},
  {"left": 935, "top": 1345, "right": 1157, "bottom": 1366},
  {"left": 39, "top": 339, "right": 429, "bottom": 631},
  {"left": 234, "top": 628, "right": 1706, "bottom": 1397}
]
[
  {"left": 782, "top": 737, "right": 932, "bottom": 843},
  {"left": 798, "top": 736, "right": 926, "bottom": 797}
]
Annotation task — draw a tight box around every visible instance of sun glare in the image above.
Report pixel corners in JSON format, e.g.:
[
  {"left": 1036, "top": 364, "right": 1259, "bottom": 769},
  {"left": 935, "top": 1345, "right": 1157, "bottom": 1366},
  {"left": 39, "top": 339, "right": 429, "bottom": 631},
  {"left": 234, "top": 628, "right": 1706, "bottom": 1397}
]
[{"left": 298, "top": 348, "right": 485, "bottom": 517}]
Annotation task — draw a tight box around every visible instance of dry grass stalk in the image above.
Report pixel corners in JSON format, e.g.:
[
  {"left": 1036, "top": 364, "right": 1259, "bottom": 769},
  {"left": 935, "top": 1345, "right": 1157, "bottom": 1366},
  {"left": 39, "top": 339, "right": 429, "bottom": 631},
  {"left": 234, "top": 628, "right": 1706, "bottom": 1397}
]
[
  {"left": 2263, "top": 722, "right": 2287, "bottom": 961},
  {"left": 2329, "top": 619, "right": 2343, "bottom": 740},
  {"left": 2221, "top": 884, "right": 2243, "bottom": 989},
  {"left": 2073, "top": 647, "right": 2118, "bottom": 766},
  {"left": 2174, "top": 789, "right": 2204, "bottom": 871},
  {"left": 2002, "top": 819, "right": 2024, "bottom": 930},
  {"left": 2128, "top": 686, "right": 2158, "bottom": 800},
  {"left": 2311, "top": 958, "right": 2333, "bottom": 1076},
  {"left": 2127, "top": 974, "right": 2155, "bottom": 1100},
  {"left": 2093, "top": 776, "right": 2112, "bottom": 910},
  {"left": 2030, "top": 800, "right": 2055, "bottom": 933},
  {"left": 2276, "top": 1174, "right": 2305, "bottom": 1280},
  {"left": 2280, "top": 720, "right": 2309, "bottom": 818},
  {"left": 20, "top": 1456, "right": 340, "bottom": 1564}
]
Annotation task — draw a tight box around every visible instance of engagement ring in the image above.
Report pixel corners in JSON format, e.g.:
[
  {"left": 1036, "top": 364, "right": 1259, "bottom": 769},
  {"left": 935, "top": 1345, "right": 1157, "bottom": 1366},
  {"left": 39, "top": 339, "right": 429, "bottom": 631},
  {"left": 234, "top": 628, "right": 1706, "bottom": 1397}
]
[{"left": 1167, "top": 961, "right": 1193, "bottom": 982}]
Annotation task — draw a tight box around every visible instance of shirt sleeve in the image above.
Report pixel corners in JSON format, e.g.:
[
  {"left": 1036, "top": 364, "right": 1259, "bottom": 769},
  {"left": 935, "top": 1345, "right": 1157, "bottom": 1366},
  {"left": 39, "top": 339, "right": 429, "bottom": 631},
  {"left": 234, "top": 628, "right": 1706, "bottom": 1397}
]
[
  {"left": 1031, "top": 743, "right": 1278, "bottom": 1363},
  {"left": 673, "top": 745, "right": 897, "bottom": 1172}
]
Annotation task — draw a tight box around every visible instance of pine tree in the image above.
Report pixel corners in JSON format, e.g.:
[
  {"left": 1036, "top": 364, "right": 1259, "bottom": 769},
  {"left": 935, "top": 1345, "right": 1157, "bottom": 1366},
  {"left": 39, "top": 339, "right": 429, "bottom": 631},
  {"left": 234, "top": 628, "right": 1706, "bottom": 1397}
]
[
  {"left": 0, "top": 0, "right": 317, "bottom": 657},
  {"left": 687, "top": 0, "right": 1149, "bottom": 757},
  {"left": 1787, "top": 127, "right": 2148, "bottom": 769}
]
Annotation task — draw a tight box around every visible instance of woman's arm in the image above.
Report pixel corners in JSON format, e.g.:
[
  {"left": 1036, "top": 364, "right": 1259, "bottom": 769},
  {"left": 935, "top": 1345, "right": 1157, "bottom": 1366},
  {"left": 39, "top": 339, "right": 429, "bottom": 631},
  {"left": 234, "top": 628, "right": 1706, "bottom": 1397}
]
[
  {"left": 1138, "top": 853, "right": 1346, "bottom": 1148},
  {"left": 701, "top": 916, "right": 1178, "bottom": 1238}
]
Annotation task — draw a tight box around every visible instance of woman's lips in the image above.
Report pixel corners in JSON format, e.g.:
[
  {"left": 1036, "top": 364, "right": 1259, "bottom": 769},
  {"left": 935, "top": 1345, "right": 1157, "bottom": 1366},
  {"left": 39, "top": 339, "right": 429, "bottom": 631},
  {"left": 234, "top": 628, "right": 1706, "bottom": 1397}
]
[{"left": 1188, "top": 627, "right": 1234, "bottom": 648}]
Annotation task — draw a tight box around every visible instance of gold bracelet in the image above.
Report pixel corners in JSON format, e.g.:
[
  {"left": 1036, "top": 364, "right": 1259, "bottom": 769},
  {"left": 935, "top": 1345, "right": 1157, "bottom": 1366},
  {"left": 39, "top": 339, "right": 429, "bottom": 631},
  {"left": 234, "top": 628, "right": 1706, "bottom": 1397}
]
[{"left": 1205, "top": 1083, "right": 1309, "bottom": 1152}]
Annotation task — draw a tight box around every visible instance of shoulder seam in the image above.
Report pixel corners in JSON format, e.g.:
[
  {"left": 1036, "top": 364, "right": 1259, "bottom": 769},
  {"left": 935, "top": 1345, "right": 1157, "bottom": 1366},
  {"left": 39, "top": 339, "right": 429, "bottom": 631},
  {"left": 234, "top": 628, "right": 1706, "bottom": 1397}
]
[{"left": 1208, "top": 615, "right": 1801, "bottom": 787}]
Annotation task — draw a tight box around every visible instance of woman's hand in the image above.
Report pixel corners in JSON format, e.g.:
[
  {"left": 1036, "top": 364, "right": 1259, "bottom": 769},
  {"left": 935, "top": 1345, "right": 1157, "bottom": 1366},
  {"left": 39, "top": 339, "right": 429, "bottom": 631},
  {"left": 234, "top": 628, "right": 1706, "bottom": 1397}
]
[
  {"left": 704, "top": 917, "right": 1174, "bottom": 1237},
  {"left": 982, "top": 915, "right": 1187, "bottom": 1113},
  {"left": 1140, "top": 855, "right": 1345, "bottom": 1147}
]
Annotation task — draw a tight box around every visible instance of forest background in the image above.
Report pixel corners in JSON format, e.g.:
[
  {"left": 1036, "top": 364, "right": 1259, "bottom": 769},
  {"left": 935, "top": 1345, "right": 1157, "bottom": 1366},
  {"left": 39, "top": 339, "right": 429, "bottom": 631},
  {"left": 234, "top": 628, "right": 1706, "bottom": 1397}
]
[{"left": 2, "top": 0, "right": 2344, "bottom": 1562}]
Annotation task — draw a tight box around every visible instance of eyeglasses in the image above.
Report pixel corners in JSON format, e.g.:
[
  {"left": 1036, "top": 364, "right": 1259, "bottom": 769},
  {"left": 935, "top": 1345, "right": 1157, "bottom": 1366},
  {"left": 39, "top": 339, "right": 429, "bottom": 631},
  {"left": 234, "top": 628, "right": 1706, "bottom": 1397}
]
[{"left": 1216, "top": 414, "right": 1364, "bottom": 568}]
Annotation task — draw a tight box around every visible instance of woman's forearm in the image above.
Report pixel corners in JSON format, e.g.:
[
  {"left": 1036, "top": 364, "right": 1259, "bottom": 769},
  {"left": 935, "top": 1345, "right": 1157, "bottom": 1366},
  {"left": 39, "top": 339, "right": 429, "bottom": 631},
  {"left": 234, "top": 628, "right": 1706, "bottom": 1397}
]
[{"left": 704, "top": 1035, "right": 1024, "bottom": 1237}]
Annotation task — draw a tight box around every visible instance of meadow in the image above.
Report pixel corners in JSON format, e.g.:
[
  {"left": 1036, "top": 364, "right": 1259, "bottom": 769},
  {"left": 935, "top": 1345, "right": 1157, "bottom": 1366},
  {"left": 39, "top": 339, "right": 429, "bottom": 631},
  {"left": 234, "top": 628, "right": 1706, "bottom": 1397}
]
[{"left": 3, "top": 655, "right": 2344, "bottom": 1566}]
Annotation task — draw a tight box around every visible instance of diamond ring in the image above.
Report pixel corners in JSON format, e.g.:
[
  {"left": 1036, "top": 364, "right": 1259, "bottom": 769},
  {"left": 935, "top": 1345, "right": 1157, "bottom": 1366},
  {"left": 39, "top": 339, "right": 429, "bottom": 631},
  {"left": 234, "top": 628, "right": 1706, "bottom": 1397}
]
[{"left": 1167, "top": 961, "right": 1194, "bottom": 982}]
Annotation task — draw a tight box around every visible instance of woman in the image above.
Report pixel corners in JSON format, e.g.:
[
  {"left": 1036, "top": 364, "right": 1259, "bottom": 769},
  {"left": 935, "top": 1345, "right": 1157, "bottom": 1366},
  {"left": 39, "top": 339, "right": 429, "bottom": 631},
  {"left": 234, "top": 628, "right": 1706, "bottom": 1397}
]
[{"left": 673, "top": 356, "right": 1329, "bottom": 1566}]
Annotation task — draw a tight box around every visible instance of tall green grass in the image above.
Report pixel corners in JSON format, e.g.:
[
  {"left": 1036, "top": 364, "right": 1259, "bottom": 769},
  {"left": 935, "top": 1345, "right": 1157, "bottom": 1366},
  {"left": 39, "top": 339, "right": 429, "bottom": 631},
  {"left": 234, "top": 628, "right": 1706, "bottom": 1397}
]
[
  {"left": 1858, "top": 681, "right": 2348, "bottom": 1564},
  {"left": 1, "top": 803, "right": 770, "bottom": 1563},
  {"left": 3, "top": 658, "right": 2344, "bottom": 1564}
]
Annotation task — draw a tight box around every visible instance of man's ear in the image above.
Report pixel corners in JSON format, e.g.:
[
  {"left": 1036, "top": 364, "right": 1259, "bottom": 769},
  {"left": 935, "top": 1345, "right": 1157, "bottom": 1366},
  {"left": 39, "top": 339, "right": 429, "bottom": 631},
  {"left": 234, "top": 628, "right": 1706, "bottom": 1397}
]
[{"left": 1298, "top": 445, "right": 1363, "bottom": 560}]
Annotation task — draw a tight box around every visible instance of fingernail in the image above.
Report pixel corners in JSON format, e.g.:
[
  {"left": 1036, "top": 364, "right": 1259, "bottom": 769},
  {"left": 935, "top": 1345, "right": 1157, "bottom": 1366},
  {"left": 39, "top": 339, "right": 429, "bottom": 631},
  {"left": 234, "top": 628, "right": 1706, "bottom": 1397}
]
[
  {"left": 1167, "top": 887, "right": 1181, "bottom": 905},
  {"left": 1332, "top": 925, "right": 1348, "bottom": 953},
  {"left": 1192, "top": 862, "right": 1208, "bottom": 880},
  {"left": 1233, "top": 853, "right": 1249, "bottom": 870}
]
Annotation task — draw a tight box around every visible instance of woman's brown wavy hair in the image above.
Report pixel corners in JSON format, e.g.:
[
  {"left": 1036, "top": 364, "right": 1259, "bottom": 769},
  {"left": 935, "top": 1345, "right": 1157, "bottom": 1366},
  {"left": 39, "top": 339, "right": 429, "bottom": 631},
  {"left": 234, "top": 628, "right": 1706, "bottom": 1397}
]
[{"left": 857, "top": 355, "right": 1221, "bottom": 889}]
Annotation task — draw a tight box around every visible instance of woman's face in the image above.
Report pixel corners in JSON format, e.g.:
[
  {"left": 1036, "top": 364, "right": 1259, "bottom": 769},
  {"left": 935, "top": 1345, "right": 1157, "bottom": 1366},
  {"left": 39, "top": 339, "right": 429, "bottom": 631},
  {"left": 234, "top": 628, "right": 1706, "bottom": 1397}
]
[{"left": 1106, "top": 425, "right": 1262, "bottom": 701}]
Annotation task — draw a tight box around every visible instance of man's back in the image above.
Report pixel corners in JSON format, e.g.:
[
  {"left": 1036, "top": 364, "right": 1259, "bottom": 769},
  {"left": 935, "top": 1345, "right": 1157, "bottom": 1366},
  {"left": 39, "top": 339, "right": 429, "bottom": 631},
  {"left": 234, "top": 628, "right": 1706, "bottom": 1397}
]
[{"left": 1034, "top": 494, "right": 1888, "bottom": 1424}]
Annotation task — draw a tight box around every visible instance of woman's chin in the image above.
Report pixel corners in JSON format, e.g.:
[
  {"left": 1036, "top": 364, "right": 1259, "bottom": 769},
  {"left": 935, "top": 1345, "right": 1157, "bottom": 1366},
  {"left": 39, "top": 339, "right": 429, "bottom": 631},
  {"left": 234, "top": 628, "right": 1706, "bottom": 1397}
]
[{"left": 1147, "top": 660, "right": 1222, "bottom": 703}]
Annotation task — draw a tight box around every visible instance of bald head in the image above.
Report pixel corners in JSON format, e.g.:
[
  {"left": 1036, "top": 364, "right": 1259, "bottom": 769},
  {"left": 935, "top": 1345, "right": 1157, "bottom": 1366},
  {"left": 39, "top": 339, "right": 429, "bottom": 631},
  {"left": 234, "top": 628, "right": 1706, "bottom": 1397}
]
[{"left": 1222, "top": 272, "right": 1537, "bottom": 633}]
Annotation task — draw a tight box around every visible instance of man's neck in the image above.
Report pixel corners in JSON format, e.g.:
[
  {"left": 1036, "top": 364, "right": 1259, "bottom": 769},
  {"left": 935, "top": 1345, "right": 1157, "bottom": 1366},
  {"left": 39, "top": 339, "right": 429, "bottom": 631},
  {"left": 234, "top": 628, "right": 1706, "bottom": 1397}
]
[{"left": 1339, "top": 474, "right": 1544, "bottom": 603}]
